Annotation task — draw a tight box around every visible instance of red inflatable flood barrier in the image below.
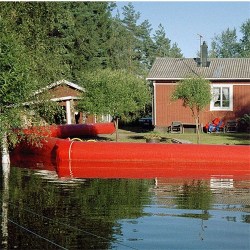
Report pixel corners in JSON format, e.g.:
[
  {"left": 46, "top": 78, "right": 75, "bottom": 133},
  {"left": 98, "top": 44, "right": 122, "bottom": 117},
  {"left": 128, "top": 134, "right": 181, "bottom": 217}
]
[
  {"left": 21, "top": 122, "right": 116, "bottom": 138},
  {"left": 55, "top": 140, "right": 250, "bottom": 179},
  {"left": 12, "top": 122, "right": 250, "bottom": 179},
  {"left": 11, "top": 122, "right": 115, "bottom": 164}
]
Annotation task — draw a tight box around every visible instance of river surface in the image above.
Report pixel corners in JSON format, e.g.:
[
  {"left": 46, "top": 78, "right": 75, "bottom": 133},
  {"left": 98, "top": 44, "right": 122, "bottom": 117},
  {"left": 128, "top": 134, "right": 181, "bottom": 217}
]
[{"left": 0, "top": 163, "right": 249, "bottom": 250}]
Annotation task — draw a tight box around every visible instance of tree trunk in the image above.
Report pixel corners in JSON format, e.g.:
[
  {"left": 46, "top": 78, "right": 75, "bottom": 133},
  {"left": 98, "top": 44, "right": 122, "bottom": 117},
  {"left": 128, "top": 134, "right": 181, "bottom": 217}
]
[
  {"left": 1, "top": 161, "right": 10, "bottom": 249},
  {"left": 114, "top": 117, "right": 119, "bottom": 142},
  {"left": 1, "top": 132, "right": 10, "bottom": 166},
  {"left": 195, "top": 116, "right": 200, "bottom": 144}
]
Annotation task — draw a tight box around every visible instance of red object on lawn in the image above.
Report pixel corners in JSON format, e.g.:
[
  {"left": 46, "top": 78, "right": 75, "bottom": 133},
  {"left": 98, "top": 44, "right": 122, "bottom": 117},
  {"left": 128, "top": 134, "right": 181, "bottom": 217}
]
[{"left": 11, "top": 122, "right": 250, "bottom": 179}]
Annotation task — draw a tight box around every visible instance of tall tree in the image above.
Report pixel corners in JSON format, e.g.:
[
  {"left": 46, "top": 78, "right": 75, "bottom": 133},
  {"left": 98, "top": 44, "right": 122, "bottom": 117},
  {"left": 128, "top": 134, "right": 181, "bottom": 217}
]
[
  {"left": 138, "top": 19, "right": 155, "bottom": 71},
  {"left": 153, "top": 24, "right": 171, "bottom": 57},
  {"left": 153, "top": 24, "right": 183, "bottom": 58},
  {"left": 120, "top": 3, "right": 142, "bottom": 73},
  {"left": 0, "top": 4, "right": 67, "bottom": 165},
  {"left": 240, "top": 19, "right": 250, "bottom": 57},
  {"left": 169, "top": 42, "right": 183, "bottom": 58},
  {"left": 0, "top": 17, "right": 37, "bottom": 164},
  {"left": 209, "top": 19, "right": 250, "bottom": 58},
  {"left": 209, "top": 28, "right": 240, "bottom": 58}
]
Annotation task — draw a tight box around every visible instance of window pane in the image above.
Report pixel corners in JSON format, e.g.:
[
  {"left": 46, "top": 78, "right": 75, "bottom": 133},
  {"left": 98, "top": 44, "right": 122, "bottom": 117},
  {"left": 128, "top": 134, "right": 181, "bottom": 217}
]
[
  {"left": 222, "top": 87, "right": 229, "bottom": 107},
  {"left": 213, "top": 87, "right": 221, "bottom": 107},
  {"left": 210, "top": 85, "right": 232, "bottom": 111}
]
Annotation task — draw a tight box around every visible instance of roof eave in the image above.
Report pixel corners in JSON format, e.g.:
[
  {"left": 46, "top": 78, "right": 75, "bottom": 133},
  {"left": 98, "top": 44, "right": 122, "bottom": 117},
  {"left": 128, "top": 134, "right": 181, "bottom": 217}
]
[{"left": 146, "top": 77, "right": 250, "bottom": 81}]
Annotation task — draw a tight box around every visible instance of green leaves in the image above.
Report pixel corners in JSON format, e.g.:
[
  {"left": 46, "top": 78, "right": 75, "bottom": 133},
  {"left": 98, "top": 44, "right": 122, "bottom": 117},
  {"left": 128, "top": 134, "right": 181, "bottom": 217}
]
[
  {"left": 78, "top": 68, "right": 151, "bottom": 119},
  {"left": 172, "top": 77, "right": 212, "bottom": 143},
  {"left": 172, "top": 77, "right": 211, "bottom": 113},
  {"left": 209, "top": 19, "right": 250, "bottom": 58}
]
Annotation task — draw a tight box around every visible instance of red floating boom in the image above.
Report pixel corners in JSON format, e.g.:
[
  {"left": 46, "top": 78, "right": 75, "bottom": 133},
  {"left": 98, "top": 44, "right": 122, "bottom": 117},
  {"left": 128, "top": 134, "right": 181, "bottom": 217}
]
[
  {"left": 11, "top": 122, "right": 250, "bottom": 179},
  {"left": 21, "top": 122, "right": 116, "bottom": 138},
  {"left": 55, "top": 140, "right": 250, "bottom": 179}
]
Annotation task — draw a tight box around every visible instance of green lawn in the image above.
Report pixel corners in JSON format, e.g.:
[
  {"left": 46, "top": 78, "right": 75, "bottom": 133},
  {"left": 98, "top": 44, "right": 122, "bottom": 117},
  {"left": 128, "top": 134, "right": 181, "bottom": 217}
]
[{"left": 102, "top": 127, "right": 250, "bottom": 145}]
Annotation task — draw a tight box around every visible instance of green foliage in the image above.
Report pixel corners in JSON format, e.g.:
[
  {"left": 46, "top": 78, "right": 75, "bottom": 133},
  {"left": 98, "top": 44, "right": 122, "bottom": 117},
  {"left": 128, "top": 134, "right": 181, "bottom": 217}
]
[
  {"left": 172, "top": 77, "right": 212, "bottom": 143},
  {"left": 1, "top": 1, "right": 183, "bottom": 81},
  {"left": 78, "top": 68, "right": 151, "bottom": 120},
  {"left": 0, "top": 16, "right": 36, "bottom": 145},
  {"left": 153, "top": 24, "right": 183, "bottom": 58},
  {"left": 0, "top": 9, "right": 66, "bottom": 149},
  {"left": 172, "top": 77, "right": 212, "bottom": 115},
  {"left": 209, "top": 19, "right": 250, "bottom": 58},
  {"left": 238, "top": 113, "right": 250, "bottom": 132},
  {"left": 32, "top": 101, "right": 66, "bottom": 124},
  {"left": 240, "top": 19, "right": 250, "bottom": 57},
  {"left": 210, "top": 28, "right": 240, "bottom": 58}
]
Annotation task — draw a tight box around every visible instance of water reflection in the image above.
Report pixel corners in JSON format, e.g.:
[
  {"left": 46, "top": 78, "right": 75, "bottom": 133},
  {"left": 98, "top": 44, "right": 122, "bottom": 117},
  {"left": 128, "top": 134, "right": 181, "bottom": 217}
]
[
  {"left": 1, "top": 164, "right": 10, "bottom": 249},
  {"left": 1, "top": 160, "right": 250, "bottom": 249}
]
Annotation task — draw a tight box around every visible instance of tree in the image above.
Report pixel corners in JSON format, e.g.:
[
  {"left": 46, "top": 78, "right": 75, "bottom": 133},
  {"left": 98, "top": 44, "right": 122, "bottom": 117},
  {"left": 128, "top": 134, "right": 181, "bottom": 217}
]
[
  {"left": 209, "top": 19, "right": 250, "bottom": 58},
  {"left": 77, "top": 68, "right": 151, "bottom": 141},
  {"left": 240, "top": 19, "right": 250, "bottom": 57},
  {"left": 153, "top": 24, "right": 183, "bottom": 58},
  {"left": 153, "top": 24, "right": 171, "bottom": 57},
  {"left": 172, "top": 77, "right": 212, "bottom": 144},
  {"left": 209, "top": 28, "right": 240, "bottom": 58},
  {"left": 169, "top": 42, "right": 183, "bottom": 58},
  {"left": 0, "top": 10, "right": 65, "bottom": 166}
]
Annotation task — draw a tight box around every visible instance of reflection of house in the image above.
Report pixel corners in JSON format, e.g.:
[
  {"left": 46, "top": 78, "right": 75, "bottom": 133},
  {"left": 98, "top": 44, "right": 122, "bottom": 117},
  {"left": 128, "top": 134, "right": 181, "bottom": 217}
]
[
  {"left": 147, "top": 42, "right": 250, "bottom": 129},
  {"left": 152, "top": 178, "right": 250, "bottom": 213}
]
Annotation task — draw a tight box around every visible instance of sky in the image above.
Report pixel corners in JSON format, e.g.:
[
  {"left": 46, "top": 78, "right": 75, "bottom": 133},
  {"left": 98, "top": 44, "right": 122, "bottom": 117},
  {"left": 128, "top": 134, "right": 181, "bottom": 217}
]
[{"left": 114, "top": 1, "right": 250, "bottom": 58}]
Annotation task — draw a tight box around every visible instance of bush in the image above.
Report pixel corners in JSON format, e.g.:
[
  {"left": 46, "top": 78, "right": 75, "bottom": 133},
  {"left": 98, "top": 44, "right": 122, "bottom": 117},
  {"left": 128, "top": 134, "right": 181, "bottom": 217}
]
[{"left": 238, "top": 113, "right": 250, "bottom": 132}]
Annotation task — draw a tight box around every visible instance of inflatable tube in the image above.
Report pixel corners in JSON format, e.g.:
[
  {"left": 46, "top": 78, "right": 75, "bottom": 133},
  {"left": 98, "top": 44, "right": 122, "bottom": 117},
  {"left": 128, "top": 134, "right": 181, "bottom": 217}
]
[
  {"left": 11, "top": 122, "right": 250, "bottom": 179},
  {"left": 21, "top": 122, "right": 115, "bottom": 138},
  {"left": 55, "top": 140, "right": 250, "bottom": 179}
]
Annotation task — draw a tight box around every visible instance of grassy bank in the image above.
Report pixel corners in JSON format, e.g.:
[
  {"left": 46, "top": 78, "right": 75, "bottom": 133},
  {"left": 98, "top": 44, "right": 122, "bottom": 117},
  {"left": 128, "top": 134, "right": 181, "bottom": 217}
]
[{"left": 102, "top": 127, "right": 250, "bottom": 145}]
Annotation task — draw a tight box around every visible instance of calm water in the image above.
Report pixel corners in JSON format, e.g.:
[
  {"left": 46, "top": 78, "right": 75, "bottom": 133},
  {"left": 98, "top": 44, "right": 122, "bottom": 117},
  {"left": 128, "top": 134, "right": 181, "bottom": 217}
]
[{"left": 0, "top": 164, "right": 249, "bottom": 250}]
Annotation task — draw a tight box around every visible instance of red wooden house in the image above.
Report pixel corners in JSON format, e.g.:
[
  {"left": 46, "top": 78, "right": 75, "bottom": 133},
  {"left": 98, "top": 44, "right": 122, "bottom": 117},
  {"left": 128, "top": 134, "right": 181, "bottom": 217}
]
[
  {"left": 147, "top": 42, "right": 250, "bottom": 130},
  {"left": 33, "top": 79, "right": 98, "bottom": 124},
  {"left": 32, "top": 79, "right": 113, "bottom": 125}
]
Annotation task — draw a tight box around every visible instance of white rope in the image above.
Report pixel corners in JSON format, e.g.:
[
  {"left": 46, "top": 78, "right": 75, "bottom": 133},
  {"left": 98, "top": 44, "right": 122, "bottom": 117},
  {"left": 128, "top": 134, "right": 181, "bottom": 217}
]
[
  {"left": 68, "top": 141, "right": 74, "bottom": 178},
  {"left": 8, "top": 218, "right": 68, "bottom": 249},
  {"left": 0, "top": 201, "right": 137, "bottom": 250}
]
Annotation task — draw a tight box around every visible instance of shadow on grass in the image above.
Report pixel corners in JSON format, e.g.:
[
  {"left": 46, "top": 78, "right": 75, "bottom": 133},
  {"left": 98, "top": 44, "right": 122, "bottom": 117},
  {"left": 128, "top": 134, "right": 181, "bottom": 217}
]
[
  {"left": 220, "top": 132, "right": 250, "bottom": 145},
  {"left": 129, "top": 135, "right": 145, "bottom": 140},
  {"left": 128, "top": 135, "right": 172, "bottom": 143},
  {"left": 120, "top": 125, "right": 154, "bottom": 133}
]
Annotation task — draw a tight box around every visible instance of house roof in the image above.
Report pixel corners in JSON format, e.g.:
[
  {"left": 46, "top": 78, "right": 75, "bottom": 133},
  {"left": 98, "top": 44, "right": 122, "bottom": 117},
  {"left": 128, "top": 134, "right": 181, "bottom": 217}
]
[
  {"left": 35, "top": 79, "right": 85, "bottom": 95},
  {"left": 147, "top": 58, "right": 250, "bottom": 80}
]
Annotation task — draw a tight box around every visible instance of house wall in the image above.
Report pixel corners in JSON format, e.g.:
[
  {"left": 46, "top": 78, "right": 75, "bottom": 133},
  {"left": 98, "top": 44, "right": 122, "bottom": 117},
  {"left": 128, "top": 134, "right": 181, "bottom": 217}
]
[
  {"left": 154, "top": 80, "right": 250, "bottom": 129},
  {"left": 51, "top": 85, "right": 97, "bottom": 124},
  {"left": 49, "top": 84, "right": 82, "bottom": 98}
]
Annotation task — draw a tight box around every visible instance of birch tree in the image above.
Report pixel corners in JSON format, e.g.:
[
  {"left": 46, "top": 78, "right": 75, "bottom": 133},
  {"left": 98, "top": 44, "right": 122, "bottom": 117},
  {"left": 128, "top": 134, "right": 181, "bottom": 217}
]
[{"left": 172, "top": 77, "right": 212, "bottom": 144}]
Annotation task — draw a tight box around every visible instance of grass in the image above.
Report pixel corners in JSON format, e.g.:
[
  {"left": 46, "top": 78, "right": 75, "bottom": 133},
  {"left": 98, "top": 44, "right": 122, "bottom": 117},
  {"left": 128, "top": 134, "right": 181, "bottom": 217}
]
[{"left": 100, "top": 126, "right": 250, "bottom": 145}]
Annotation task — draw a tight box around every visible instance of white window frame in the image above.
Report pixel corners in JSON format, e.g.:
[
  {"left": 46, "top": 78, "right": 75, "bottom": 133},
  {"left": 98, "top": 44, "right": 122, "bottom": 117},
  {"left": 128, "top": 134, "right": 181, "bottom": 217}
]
[{"left": 210, "top": 84, "right": 233, "bottom": 111}]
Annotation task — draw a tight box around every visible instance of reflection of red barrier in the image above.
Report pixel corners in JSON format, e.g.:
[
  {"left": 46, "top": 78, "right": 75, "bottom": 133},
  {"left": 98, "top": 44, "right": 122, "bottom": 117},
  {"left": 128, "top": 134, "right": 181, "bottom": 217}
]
[
  {"left": 10, "top": 153, "right": 56, "bottom": 172},
  {"left": 55, "top": 141, "right": 250, "bottom": 179},
  {"left": 56, "top": 160, "right": 250, "bottom": 180}
]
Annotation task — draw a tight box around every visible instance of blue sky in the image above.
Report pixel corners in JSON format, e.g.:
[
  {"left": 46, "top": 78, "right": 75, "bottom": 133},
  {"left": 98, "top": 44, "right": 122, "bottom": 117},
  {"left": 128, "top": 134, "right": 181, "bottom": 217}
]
[{"left": 114, "top": 1, "right": 250, "bottom": 58}]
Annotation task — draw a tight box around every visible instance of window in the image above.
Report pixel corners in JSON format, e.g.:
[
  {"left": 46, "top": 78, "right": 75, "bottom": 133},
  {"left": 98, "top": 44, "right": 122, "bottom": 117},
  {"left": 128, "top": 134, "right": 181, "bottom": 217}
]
[{"left": 210, "top": 84, "right": 233, "bottom": 111}]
